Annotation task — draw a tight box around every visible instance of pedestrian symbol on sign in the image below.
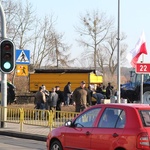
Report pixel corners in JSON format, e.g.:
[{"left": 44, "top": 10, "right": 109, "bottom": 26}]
[
  {"left": 20, "top": 66, "right": 26, "bottom": 75},
  {"left": 20, "top": 52, "right": 26, "bottom": 62},
  {"left": 16, "top": 50, "right": 29, "bottom": 64},
  {"left": 16, "top": 65, "right": 28, "bottom": 76}
]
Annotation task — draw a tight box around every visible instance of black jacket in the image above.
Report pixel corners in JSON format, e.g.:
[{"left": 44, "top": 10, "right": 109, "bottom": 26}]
[{"left": 64, "top": 84, "right": 71, "bottom": 96}]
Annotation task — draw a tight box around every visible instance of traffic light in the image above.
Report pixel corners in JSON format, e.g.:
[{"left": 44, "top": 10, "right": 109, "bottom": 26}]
[{"left": 0, "top": 39, "right": 15, "bottom": 73}]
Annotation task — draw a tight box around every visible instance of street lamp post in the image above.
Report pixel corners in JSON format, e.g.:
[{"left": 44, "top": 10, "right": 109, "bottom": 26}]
[{"left": 117, "top": 0, "right": 121, "bottom": 103}]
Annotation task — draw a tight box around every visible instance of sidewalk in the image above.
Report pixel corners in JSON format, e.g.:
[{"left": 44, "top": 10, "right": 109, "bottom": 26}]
[{"left": 0, "top": 122, "right": 50, "bottom": 141}]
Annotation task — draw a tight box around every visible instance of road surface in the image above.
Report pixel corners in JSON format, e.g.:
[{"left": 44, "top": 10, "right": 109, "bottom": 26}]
[{"left": 0, "top": 135, "right": 46, "bottom": 150}]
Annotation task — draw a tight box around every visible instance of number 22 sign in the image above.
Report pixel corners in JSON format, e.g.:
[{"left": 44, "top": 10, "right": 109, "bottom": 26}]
[{"left": 136, "top": 63, "right": 150, "bottom": 74}]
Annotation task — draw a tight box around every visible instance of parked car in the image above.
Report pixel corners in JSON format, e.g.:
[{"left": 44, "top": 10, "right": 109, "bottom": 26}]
[
  {"left": 0, "top": 81, "right": 16, "bottom": 104},
  {"left": 46, "top": 103, "right": 150, "bottom": 150}
]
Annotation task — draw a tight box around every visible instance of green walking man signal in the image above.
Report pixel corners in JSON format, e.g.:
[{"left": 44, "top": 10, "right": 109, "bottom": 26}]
[{"left": 0, "top": 39, "right": 15, "bottom": 73}]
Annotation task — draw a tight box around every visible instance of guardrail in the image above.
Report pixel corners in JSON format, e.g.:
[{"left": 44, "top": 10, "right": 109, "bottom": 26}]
[{"left": 0, "top": 106, "right": 79, "bottom": 131}]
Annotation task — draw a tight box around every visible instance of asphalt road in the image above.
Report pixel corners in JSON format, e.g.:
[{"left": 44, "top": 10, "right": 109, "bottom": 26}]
[{"left": 0, "top": 135, "right": 46, "bottom": 150}]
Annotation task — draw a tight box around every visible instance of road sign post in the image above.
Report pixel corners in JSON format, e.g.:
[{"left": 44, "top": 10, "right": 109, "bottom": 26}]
[
  {"left": 136, "top": 63, "right": 150, "bottom": 104},
  {"left": 0, "top": 2, "right": 7, "bottom": 128}
]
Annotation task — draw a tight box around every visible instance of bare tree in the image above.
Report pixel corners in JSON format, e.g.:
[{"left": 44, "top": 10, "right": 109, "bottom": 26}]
[
  {"left": 75, "top": 10, "right": 114, "bottom": 70},
  {"left": 52, "top": 34, "right": 75, "bottom": 68},
  {"left": 2, "top": 0, "right": 35, "bottom": 49},
  {"left": 0, "top": 0, "right": 17, "bottom": 39},
  {"left": 30, "top": 16, "right": 74, "bottom": 69},
  {"left": 2, "top": 0, "right": 74, "bottom": 70},
  {"left": 0, "top": 0, "right": 75, "bottom": 93},
  {"left": 30, "top": 16, "right": 55, "bottom": 68},
  {"left": 1, "top": 0, "right": 35, "bottom": 84},
  {"left": 103, "top": 31, "right": 127, "bottom": 77},
  {"left": 75, "top": 55, "right": 94, "bottom": 68},
  {"left": 76, "top": 10, "right": 128, "bottom": 84}
]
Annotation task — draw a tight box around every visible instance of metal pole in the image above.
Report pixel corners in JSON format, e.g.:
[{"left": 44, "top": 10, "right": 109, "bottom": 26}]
[
  {"left": 141, "top": 74, "right": 144, "bottom": 103},
  {"left": 140, "top": 58, "right": 144, "bottom": 103},
  {"left": 117, "top": 0, "right": 121, "bottom": 103},
  {"left": 0, "top": 2, "right": 7, "bottom": 128}
]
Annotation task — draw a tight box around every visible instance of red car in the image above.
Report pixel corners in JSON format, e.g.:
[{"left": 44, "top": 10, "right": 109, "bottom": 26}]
[{"left": 46, "top": 104, "right": 150, "bottom": 150}]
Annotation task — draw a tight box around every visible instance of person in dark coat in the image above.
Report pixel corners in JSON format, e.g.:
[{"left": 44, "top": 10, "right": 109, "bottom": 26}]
[
  {"left": 42, "top": 85, "right": 49, "bottom": 110},
  {"left": 96, "top": 83, "right": 103, "bottom": 93},
  {"left": 34, "top": 86, "right": 46, "bottom": 119},
  {"left": 34, "top": 86, "right": 46, "bottom": 109},
  {"left": 73, "top": 81, "right": 87, "bottom": 112},
  {"left": 64, "top": 82, "right": 72, "bottom": 106},
  {"left": 106, "top": 82, "right": 113, "bottom": 99},
  {"left": 55, "top": 86, "right": 64, "bottom": 118},
  {"left": 55, "top": 86, "right": 63, "bottom": 111},
  {"left": 85, "top": 85, "right": 93, "bottom": 106}
]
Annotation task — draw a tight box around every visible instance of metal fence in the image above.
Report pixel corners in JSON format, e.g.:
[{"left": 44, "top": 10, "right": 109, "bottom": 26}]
[{"left": 0, "top": 106, "right": 79, "bottom": 131}]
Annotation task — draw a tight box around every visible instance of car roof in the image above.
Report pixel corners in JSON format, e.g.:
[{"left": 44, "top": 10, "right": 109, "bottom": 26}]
[{"left": 92, "top": 103, "right": 150, "bottom": 109}]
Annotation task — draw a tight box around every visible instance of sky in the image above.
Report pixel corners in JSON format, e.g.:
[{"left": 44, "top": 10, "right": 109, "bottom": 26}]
[{"left": 23, "top": 0, "right": 150, "bottom": 67}]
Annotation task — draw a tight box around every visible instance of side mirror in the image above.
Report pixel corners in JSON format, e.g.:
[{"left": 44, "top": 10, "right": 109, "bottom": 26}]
[{"left": 65, "top": 120, "right": 72, "bottom": 127}]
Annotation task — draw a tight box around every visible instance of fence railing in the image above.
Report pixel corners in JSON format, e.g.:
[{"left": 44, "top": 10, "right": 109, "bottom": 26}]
[{"left": 0, "top": 106, "right": 79, "bottom": 131}]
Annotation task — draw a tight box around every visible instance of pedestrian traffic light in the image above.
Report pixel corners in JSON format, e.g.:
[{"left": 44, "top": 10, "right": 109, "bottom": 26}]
[{"left": 0, "top": 39, "right": 15, "bottom": 73}]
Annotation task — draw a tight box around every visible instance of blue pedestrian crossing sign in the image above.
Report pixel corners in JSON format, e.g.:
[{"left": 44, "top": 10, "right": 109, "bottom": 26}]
[{"left": 16, "top": 49, "right": 30, "bottom": 64}]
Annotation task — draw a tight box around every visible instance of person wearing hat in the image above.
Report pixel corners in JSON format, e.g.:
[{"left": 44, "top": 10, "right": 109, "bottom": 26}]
[
  {"left": 63, "top": 82, "right": 72, "bottom": 106},
  {"left": 72, "top": 81, "right": 88, "bottom": 112}
]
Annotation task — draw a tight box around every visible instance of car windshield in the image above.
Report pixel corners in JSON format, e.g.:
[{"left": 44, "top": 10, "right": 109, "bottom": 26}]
[
  {"left": 74, "top": 108, "right": 101, "bottom": 127},
  {"left": 140, "top": 110, "right": 150, "bottom": 127}
]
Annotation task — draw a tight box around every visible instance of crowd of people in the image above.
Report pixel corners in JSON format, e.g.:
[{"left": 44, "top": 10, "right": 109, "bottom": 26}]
[{"left": 34, "top": 81, "right": 115, "bottom": 114}]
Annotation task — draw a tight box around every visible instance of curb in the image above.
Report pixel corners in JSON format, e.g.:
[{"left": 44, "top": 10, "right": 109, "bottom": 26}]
[{"left": 0, "top": 130, "right": 46, "bottom": 141}]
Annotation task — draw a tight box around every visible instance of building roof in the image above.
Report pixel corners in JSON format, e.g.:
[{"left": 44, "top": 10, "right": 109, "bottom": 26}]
[{"left": 34, "top": 68, "right": 96, "bottom": 73}]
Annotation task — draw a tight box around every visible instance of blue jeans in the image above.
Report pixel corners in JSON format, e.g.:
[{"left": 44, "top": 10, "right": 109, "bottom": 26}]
[
  {"left": 93, "top": 93, "right": 104, "bottom": 104},
  {"left": 65, "top": 95, "right": 70, "bottom": 105},
  {"left": 35, "top": 103, "right": 45, "bottom": 119},
  {"left": 40, "top": 103, "right": 45, "bottom": 109}
]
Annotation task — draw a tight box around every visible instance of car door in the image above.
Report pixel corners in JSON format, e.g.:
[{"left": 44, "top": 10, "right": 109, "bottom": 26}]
[
  {"left": 63, "top": 108, "right": 101, "bottom": 149},
  {"left": 91, "top": 108, "right": 126, "bottom": 150}
]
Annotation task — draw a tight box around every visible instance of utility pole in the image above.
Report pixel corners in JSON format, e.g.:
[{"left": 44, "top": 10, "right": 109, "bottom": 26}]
[
  {"left": 0, "top": 2, "right": 7, "bottom": 128},
  {"left": 117, "top": 0, "right": 121, "bottom": 103}
]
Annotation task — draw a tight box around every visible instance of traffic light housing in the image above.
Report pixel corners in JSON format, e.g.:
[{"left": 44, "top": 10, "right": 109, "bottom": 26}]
[{"left": 0, "top": 39, "right": 15, "bottom": 73}]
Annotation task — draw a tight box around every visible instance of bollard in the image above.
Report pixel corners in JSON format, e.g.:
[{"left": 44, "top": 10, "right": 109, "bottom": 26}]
[
  {"left": 48, "top": 110, "right": 54, "bottom": 131},
  {"left": 19, "top": 108, "right": 24, "bottom": 132}
]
